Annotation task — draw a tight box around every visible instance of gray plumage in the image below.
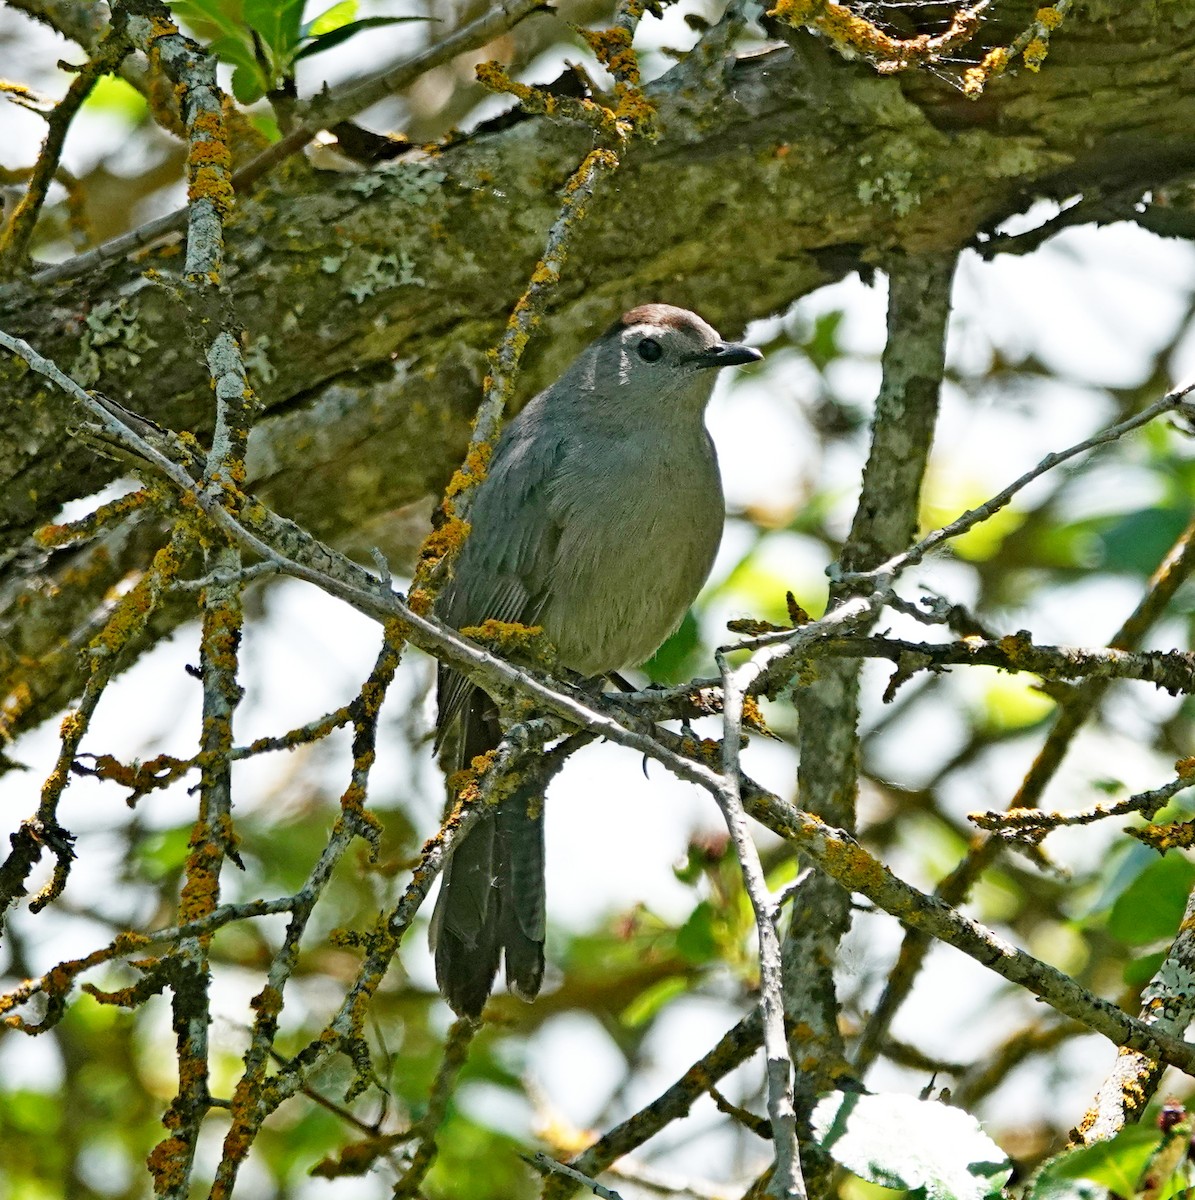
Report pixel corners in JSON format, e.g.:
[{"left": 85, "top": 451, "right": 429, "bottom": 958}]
[{"left": 430, "top": 304, "right": 762, "bottom": 1016}]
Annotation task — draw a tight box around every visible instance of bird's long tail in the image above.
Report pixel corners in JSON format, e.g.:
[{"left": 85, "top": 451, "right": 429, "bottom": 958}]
[{"left": 430, "top": 689, "right": 545, "bottom": 1017}]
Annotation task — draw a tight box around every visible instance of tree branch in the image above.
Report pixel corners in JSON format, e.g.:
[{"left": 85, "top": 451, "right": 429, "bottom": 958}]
[
  {"left": 791, "top": 250, "right": 956, "bottom": 1164},
  {"left": 26, "top": 0, "right": 553, "bottom": 288},
  {"left": 0, "top": 19, "right": 131, "bottom": 275},
  {"left": 718, "top": 646, "right": 804, "bottom": 1199}
]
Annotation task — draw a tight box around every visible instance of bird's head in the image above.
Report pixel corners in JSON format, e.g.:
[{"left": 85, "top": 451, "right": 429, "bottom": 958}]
[{"left": 568, "top": 304, "right": 762, "bottom": 420}]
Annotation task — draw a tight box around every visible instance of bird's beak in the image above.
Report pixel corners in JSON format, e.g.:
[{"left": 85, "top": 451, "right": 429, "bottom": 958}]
[{"left": 694, "top": 342, "right": 763, "bottom": 369}]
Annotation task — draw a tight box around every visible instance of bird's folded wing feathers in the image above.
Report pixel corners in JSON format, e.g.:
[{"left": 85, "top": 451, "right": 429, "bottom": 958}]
[{"left": 436, "top": 415, "right": 565, "bottom": 742}]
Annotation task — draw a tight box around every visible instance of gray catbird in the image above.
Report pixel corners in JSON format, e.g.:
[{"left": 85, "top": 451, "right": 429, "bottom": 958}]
[{"left": 430, "top": 304, "right": 762, "bottom": 1016}]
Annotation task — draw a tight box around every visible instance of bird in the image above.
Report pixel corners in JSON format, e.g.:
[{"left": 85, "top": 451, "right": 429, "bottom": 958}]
[{"left": 430, "top": 303, "right": 762, "bottom": 1017}]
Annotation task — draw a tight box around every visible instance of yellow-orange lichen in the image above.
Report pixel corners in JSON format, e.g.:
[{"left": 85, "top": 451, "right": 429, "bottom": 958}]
[
  {"left": 963, "top": 45, "right": 1010, "bottom": 98},
  {"left": 188, "top": 138, "right": 231, "bottom": 170},
  {"left": 579, "top": 27, "right": 639, "bottom": 86},
  {"left": 413, "top": 516, "right": 471, "bottom": 590},
  {"left": 147, "top": 1135, "right": 190, "bottom": 1193},
  {"left": 145, "top": 15, "right": 178, "bottom": 45},
  {"left": 741, "top": 695, "right": 772, "bottom": 736},
  {"left": 767, "top": 0, "right": 819, "bottom": 21},
  {"left": 188, "top": 165, "right": 234, "bottom": 218},
  {"left": 444, "top": 443, "right": 492, "bottom": 498},
  {"left": 1021, "top": 37, "right": 1049, "bottom": 71},
  {"left": 459, "top": 617, "right": 547, "bottom": 657},
  {"left": 251, "top": 984, "right": 283, "bottom": 1019},
  {"left": 59, "top": 710, "right": 85, "bottom": 741},
  {"left": 1035, "top": 5, "right": 1064, "bottom": 31}
]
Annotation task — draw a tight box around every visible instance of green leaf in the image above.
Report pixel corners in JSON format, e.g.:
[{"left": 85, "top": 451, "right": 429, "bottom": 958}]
[
  {"left": 294, "top": 15, "right": 436, "bottom": 61},
  {"left": 804, "top": 309, "right": 845, "bottom": 371},
  {"left": 642, "top": 608, "right": 702, "bottom": 684},
  {"left": 764, "top": 856, "right": 800, "bottom": 894},
  {"left": 6, "top": 1089, "right": 64, "bottom": 1135},
  {"left": 303, "top": 0, "right": 357, "bottom": 36},
  {"left": 812, "top": 1093, "right": 1011, "bottom": 1200},
  {"left": 1098, "top": 506, "right": 1191, "bottom": 575},
  {"left": 208, "top": 31, "right": 261, "bottom": 75},
  {"left": 231, "top": 61, "right": 267, "bottom": 104},
  {"left": 1159, "top": 1171, "right": 1195, "bottom": 1200},
  {"left": 250, "top": 110, "right": 281, "bottom": 141},
  {"left": 245, "top": 0, "right": 306, "bottom": 58},
  {"left": 1123, "top": 947, "right": 1169, "bottom": 987},
  {"left": 620, "top": 976, "right": 687, "bottom": 1026},
  {"left": 134, "top": 825, "right": 192, "bottom": 881},
  {"left": 1084, "top": 839, "right": 1159, "bottom": 916},
  {"left": 675, "top": 901, "right": 719, "bottom": 964},
  {"left": 1107, "top": 853, "right": 1195, "bottom": 945},
  {"left": 1020, "top": 1167, "right": 1104, "bottom": 1200},
  {"left": 1039, "top": 1125, "right": 1161, "bottom": 1193},
  {"left": 972, "top": 667, "right": 1054, "bottom": 732},
  {"left": 83, "top": 75, "right": 148, "bottom": 123},
  {"left": 717, "top": 552, "right": 794, "bottom": 619},
  {"left": 168, "top": 0, "right": 245, "bottom": 40},
  {"left": 168, "top": 0, "right": 224, "bottom": 17}
]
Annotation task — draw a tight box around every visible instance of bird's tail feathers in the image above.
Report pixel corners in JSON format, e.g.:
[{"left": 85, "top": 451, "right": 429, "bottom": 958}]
[
  {"left": 431, "top": 687, "right": 546, "bottom": 1017},
  {"left": 498, "top": 793, "right": 545, "bottom": 1001}
]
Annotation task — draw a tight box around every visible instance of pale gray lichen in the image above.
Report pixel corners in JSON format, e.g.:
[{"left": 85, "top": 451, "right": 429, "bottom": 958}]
[
  {"left": 349, "top": 160, "right": 446, "bottom": 207},
  {"left": 376, "top": 159, "right": 446, "bottom": 206},
  {"left": 73, "top": 299, "right": 159, "bottom": 386},
  {"left": 856, "top": 150, "right": 924, "bottom": 217},
  {"left": 243, "top": 334, "right": 276, "bottom": 386},
  {"left": 349, "top": 174, "right": 386, "bottom": 198},
  {"left": 345, "top": 249, "right": 424, "bottom": 302}
]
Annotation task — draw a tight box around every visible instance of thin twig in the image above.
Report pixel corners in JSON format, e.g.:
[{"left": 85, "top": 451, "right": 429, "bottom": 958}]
[
  {"left": 0, "top": 896, "right": 298, "bottom": 1024},
  {"left": 605, "top": 1159, "right": 743, "bottom": 1200},
  {"left": 210, "top": 716, "right": 577, "bottom": 1169},
  {"left": 768, "top": 0, "right": 988, "bottom": 74},
  {"left": 11, "top": 324, "right": 1195, "bottom": 1163},
  {"left": 971, "top": 770, "right": 1195, "bottom": 845},
  {"left": 5, "top": 0, "right": 153, "bottom": 100},
  {"left": 747, "top": 784, "right": 1195, "bottom": 1075},
  {"left": 27, "top": 0, "right": 550, "bottom": 287},
  {"left": 1080, "top": 878, "right": 1195, "bottom": 1142},
  {"left": 545, "top": 1012, "right": 764, "bottom": 1198},
  {"left": 815, "top": 632, "right": 1195, "bottom": 695},
  {"left": 0, "top": 520, "right": 193, "bottom": 919},
  {"left": 856, "top": 506, "right": 1195, "bottom": 1070},
  {"left": 393, "top": 1017, "right": 480, "bottom": 1196},
  {"left": 211, "top": 629, "right": 400, "bottom": 1194},
  {"left": 0, "top": 21, "right": 130, "bottom": 274},
  {"left": 470, "top": 149, "right": 619, "bottom": 459},
  {"left": 716, "top": 647, "right": 803, "bottom": 1200},
  {"left": 410, "top": 144, "right": 621, "bottom": 612},
  {"left": 526, "top": 1151, "right": 626, "bottom": 1199},
  {"left": 834, "top": 380, "right": 1195, "bottom": 590},
  {"left": 106, "top": 9, "right": 246, "bottom": 1191}
]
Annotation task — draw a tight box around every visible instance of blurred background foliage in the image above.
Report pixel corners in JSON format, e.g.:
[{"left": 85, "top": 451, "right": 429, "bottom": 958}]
[{"left": 3, "top": 0, "right": 1195, "bottom": 1198}]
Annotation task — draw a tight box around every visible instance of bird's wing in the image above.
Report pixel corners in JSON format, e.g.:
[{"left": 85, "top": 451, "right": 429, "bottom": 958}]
[{"left": 436, "top": 412, "right": 565, "bottom": 744}]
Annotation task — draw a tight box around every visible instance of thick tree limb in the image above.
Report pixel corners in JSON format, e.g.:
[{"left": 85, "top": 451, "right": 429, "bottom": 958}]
[
  {"left": 787, "top": 249, "right": 956, "bottom": 1191},
  {"left": 3, "top": 5, "right": 1194, "bottom": 559}
]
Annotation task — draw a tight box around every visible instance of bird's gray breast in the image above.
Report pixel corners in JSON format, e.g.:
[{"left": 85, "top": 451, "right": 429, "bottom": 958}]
[{"left": 539, "top": 427, "right": 724, "bottom": 675}]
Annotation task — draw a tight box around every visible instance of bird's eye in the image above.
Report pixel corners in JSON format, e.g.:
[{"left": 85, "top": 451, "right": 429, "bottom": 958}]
[{"left": 637, "top": 337, "right": 663, "bottom": 363}]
